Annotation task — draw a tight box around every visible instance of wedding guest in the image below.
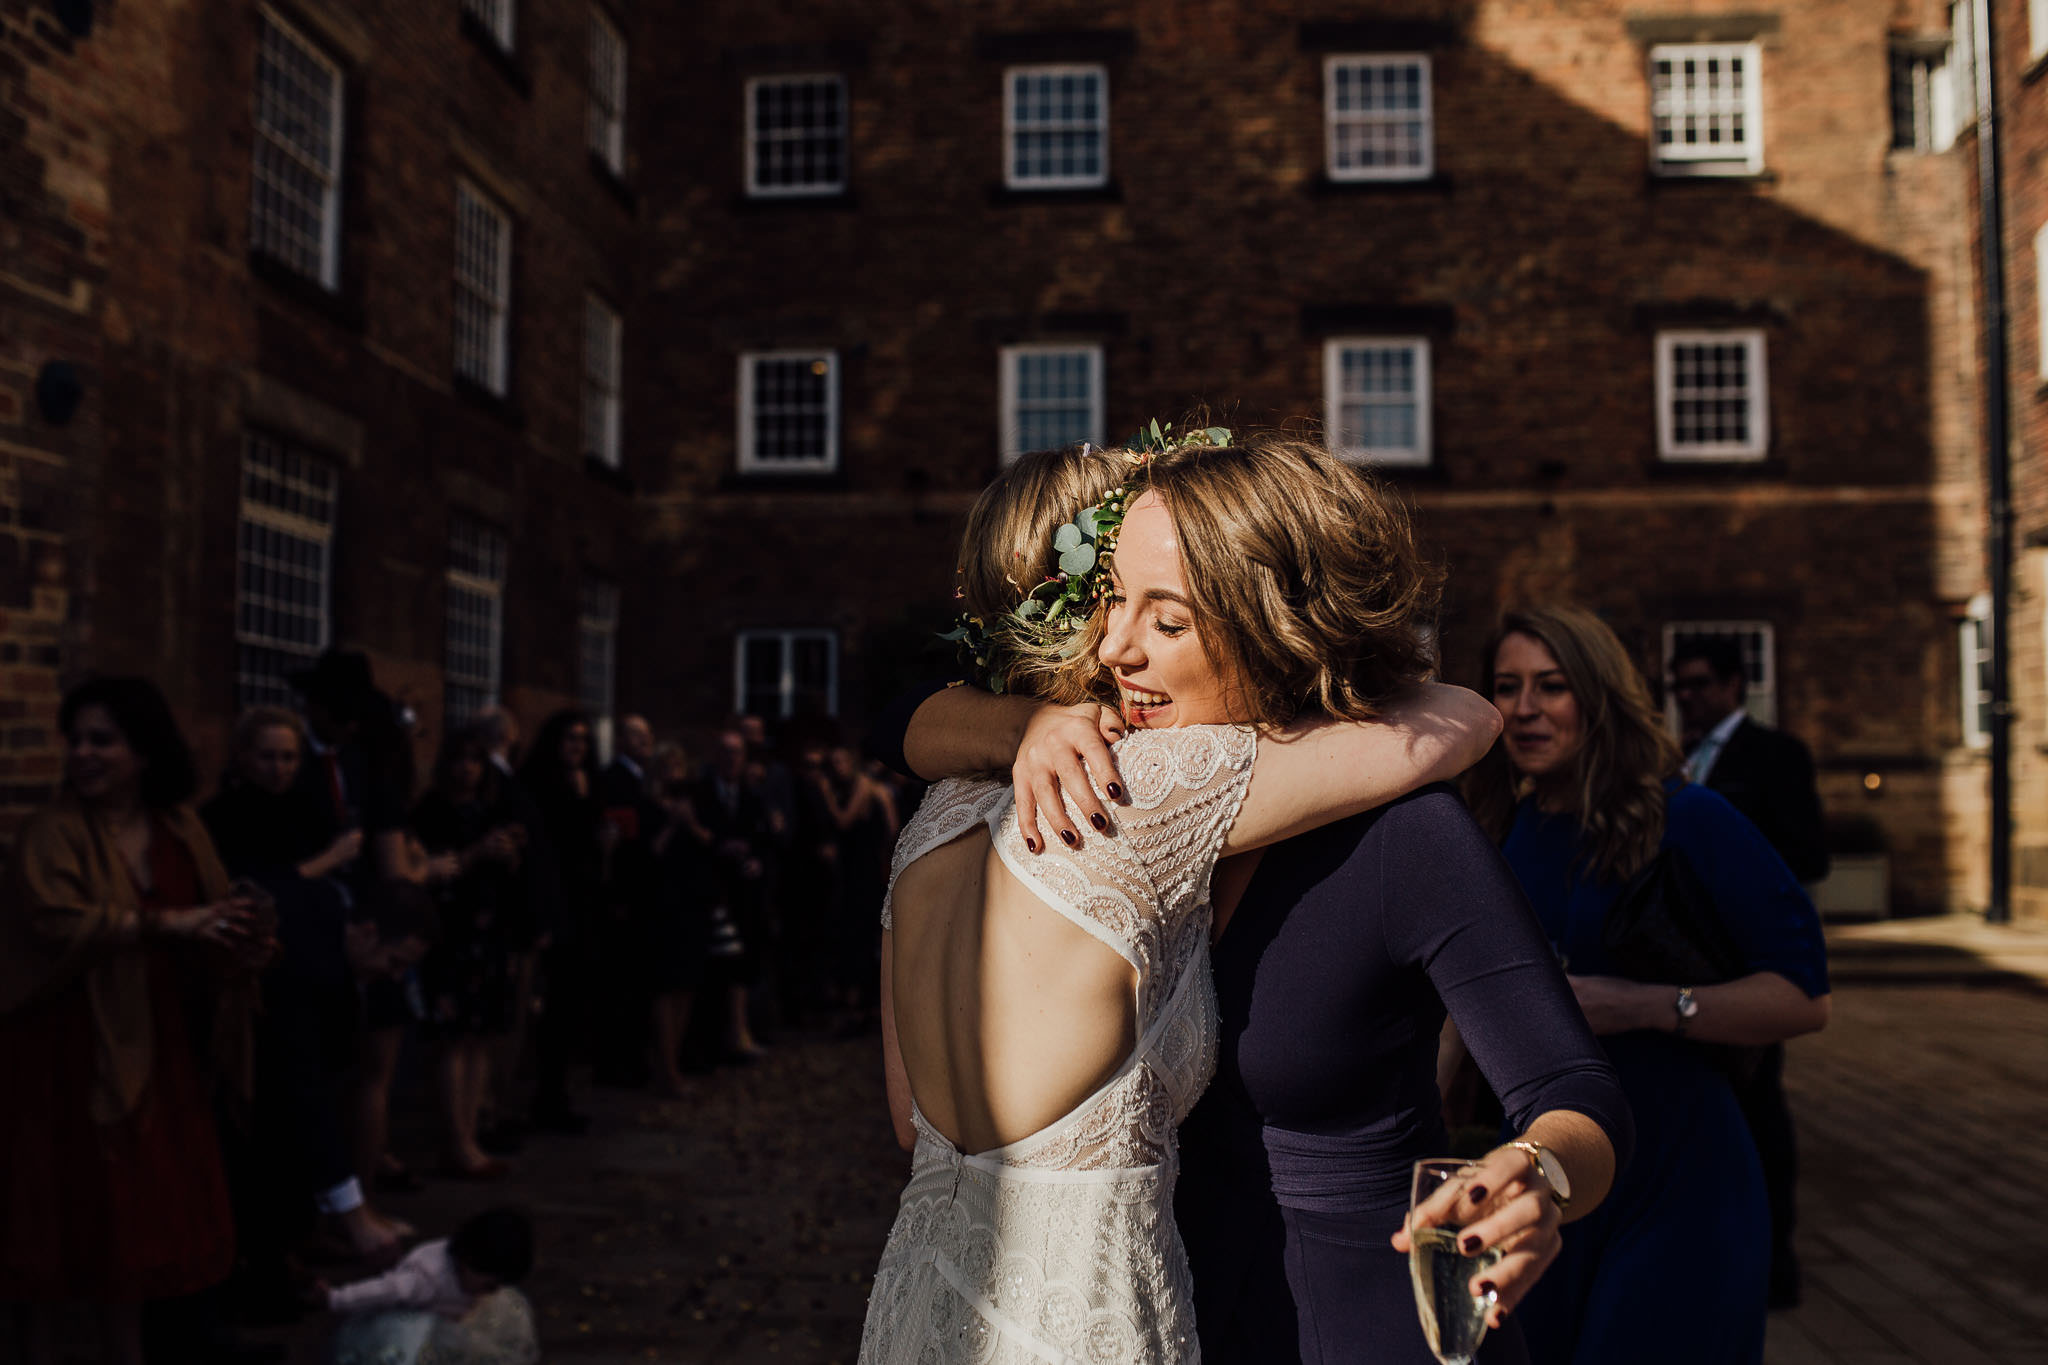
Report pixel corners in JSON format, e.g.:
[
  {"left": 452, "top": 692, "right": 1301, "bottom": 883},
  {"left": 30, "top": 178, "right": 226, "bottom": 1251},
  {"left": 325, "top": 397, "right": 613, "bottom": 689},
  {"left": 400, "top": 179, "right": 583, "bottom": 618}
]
[
  {"left": 476, "top": 705, "right": 551, "bottom": 1152},
  {"left": 0, "top": 679, "right": 268, "bottom": 1365},
  {"left": 1467, "top": 605, "right": 1829, "bottom": 1365},
  {"left": 647, "top": 743, "right": 714, "bottom": 1091},
  {"left": 202, "top": 707, "right": 410, "bottom": 1281},
  {"left": 411, "top": 730, "right": 523, "bottom": 1178},
  {"left": 520, "top": 710, "right": 606, "bottom": 1132},
  {"left": 693, "top": 728, "right": 775, "bottom": 1061},
  {"left": 593, "top": 716, "right": 661, "bottom": 1086}
]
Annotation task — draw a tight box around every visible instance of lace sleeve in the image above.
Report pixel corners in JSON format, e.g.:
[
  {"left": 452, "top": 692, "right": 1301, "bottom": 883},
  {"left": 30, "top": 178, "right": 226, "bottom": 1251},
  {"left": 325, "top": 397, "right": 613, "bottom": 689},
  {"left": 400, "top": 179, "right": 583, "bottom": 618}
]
[{"left": 1104, "top": 725, "right": 1259, "bottom": 920}]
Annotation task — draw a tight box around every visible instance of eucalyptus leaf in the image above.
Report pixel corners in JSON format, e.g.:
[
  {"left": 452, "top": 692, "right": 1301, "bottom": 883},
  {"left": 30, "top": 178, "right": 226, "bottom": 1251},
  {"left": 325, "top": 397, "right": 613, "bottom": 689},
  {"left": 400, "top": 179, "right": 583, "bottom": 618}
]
[
  {"left": 1014, "top": 599, "right": 1045, "bottom": 620},
  {"left": 1053, "top": 523, "right": 1085, "bottom": 553},
  {"left": 1206, "top": 427, "right": 1231, "bottom": 445},
  {"left": 1059, "top": 544, "right": 1097, "bottom": 577},
  {"left": 1076, "top": 506, "right": 1101, "bottom": 537}
]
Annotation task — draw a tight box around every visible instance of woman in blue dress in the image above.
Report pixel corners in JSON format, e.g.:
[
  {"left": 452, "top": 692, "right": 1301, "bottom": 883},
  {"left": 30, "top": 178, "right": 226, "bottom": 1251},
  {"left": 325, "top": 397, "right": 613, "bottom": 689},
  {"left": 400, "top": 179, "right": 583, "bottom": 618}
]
[{"left": 1462, "top": 604, "right": 1830, "bottom": 1365}]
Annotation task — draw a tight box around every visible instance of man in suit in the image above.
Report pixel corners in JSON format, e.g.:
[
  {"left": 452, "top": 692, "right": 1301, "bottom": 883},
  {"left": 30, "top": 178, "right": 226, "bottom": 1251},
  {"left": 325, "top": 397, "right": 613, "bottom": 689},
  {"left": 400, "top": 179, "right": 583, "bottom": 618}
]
[{"left": 1670, "top": 636, "right": 1829, "bottom": 1309}]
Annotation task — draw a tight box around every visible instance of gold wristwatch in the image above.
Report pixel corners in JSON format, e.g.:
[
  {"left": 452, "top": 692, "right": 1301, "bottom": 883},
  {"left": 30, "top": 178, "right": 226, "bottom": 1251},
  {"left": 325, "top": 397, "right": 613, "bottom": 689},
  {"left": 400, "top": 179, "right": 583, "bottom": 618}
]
[{"left": 1509, "top": 1139, "right": 1571, "bottom": 1211}]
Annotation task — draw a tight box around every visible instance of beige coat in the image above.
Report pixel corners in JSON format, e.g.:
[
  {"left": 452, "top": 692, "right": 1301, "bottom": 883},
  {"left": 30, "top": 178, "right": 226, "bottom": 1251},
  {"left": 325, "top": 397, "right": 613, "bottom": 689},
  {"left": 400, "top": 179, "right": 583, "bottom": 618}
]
[{"left": 1, "top": 794, "right": 243, "bottom": 1124}]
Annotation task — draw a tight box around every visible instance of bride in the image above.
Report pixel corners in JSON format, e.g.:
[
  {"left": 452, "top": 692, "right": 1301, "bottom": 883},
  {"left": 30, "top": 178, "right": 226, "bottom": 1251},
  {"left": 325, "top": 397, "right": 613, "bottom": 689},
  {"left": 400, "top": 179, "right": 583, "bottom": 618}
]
[{"left": 860, "top": 434, "right": 1505, "bottom": 1364}]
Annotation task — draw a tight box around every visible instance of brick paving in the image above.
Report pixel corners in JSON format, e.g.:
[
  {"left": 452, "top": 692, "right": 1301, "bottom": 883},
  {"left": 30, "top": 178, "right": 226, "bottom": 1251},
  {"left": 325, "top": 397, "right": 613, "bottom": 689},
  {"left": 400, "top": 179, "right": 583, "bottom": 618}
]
[{"left": 254, "top": 939, "right": 2048, "bottom": 1364}]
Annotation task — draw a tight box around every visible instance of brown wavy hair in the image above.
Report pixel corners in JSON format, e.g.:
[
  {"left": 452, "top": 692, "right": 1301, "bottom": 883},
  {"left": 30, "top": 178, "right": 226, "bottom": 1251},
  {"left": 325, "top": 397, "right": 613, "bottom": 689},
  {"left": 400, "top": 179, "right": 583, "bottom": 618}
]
[
  {"left": 1463, "top": 604, "right": 1684, "bottom": 884},
  {"left": 1138, "top": 433, "right": 1440, "bottom": 724},
  {"left": 957, "top": 444, "right": 1127, "bottom": 704}
]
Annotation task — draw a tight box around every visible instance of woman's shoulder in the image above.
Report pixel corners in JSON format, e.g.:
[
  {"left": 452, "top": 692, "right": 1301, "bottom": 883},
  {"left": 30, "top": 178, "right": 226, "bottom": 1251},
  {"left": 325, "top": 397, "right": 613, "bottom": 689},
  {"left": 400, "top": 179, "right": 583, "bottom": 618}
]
[
  {"left": 1662, "top": 781, "right": 1745, "bottom": 836},
  {"left": 1108, "top": 725, "right": 1256, "bottom": 803}
]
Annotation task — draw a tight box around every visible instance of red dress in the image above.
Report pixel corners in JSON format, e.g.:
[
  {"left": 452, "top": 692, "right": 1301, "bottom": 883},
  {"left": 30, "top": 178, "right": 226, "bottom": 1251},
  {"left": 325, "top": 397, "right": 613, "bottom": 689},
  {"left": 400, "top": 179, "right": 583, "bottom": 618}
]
[{"left": 0, "top": 820, "right": 237, "bottom": 1301}]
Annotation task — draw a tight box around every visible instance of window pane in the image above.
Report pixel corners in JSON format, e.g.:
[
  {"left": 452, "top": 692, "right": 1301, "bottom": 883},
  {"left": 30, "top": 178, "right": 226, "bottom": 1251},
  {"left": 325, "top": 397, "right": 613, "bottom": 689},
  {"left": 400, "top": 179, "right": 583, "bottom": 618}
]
[{"left": 751, "top": 76, "right": 847, "bottom": 193}]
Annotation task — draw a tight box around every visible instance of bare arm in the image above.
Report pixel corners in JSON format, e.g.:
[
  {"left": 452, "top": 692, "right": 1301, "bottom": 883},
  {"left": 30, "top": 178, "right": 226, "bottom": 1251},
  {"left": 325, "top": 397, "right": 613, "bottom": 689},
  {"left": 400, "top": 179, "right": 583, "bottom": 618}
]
[
  {"left": 1568, "top": 970, "right": 1831, "bottom": 1046},
  {"left": 1220, "top": 684, "right": 1503, "bottom": 855},
  {"left": 879, "top": 932, "right": 915, "bottom": 1152}
]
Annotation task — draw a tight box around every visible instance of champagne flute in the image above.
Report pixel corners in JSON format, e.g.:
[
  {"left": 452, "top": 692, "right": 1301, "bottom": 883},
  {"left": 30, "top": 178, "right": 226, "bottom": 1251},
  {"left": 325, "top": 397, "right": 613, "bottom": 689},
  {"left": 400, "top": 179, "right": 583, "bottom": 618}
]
[{"left": 1408, "top": 1158, "right": 1504, "bottom": 1365}]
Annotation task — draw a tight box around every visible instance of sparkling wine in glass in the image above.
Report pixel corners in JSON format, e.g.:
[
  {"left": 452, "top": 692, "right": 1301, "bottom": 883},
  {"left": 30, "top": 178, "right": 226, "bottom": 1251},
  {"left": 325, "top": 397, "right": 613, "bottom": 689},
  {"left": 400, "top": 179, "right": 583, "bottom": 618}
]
[{"left": 1408, "top": 1158, "right": 1505, "bottom": 1365}]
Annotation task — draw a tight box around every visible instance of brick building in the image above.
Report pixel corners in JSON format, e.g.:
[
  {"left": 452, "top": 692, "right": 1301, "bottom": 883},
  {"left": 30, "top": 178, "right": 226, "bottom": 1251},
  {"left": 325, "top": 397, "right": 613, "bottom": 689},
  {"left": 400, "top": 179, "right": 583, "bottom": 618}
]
[
  {"left": 1, "top": 0, "right": 642, "bottom": 821},
  {"left": 0, "top": 0, "right": 2005, "bottom": 916},
  {"left": 637, "top": 0, "right": 1987, "bottom": 914}
]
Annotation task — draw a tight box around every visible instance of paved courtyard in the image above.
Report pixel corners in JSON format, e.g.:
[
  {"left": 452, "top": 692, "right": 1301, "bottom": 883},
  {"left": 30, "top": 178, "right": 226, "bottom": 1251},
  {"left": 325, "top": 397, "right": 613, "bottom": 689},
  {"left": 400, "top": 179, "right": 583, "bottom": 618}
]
[{"left": 262, "top": 923, "right": 2048, "bottom": 1364}]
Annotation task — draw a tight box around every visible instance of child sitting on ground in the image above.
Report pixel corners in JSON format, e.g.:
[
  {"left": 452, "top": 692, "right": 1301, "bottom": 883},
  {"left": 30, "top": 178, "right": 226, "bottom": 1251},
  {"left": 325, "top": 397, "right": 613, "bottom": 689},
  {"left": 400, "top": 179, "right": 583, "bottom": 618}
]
[{"left": 322, "top": 1207, "right": 533, "bottom": 1320}]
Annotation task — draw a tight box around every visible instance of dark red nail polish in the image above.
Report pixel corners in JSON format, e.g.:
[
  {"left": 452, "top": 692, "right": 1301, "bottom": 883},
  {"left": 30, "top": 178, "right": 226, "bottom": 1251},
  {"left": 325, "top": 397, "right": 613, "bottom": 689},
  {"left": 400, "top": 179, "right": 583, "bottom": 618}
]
[
  {"left": 1478, "top": 1280, "right": 1498, "bottom": 1299},
  {"left": 1090, "top": 813, "right": 1107, "bottom": 831},
  {"left": 1059, "top": 829, "right": 1077, "bottom": 846},
  {"left": 1025, "top": 837, "right": 1039, "bottom": 853},
  {"left": 1466, "top": 1184, "right": 1488, "bottom": 1203},
  {"left": 1461, "top": 1235, "right": 1483, "bottom": 1255},
  {"left": 1106, "top": 783, "right": 1124, "bottom": 801}
]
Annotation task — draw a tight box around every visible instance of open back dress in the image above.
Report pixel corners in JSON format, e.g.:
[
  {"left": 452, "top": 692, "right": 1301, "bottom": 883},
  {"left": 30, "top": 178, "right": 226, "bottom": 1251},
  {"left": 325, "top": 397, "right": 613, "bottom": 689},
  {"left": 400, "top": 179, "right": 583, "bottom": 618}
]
[{"left": 860, "top": 725, "right": 1257, "bottom": 1365}]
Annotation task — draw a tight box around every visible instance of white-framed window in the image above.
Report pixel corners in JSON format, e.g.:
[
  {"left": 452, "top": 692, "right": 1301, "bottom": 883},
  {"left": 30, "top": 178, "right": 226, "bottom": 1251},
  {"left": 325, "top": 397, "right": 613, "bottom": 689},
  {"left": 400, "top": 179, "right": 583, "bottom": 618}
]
[
  {"left": 746, "top": 74, "right": 847, "bottom": 196},
  {"left": 1890, "top": 43, "right": 1957, "bottom": 152},
  {"left": 583, "top": 293, "right": 623, "bottom": 466},
  {"left": 1648, "top": 43, "right": 1764, "bottom": 175},
  {"left": 578, "top": 577, "right": 619, "bottom": 724},
  {"left": 2035, "top": 223, "right": 2048, "bottom": 379},
  {"left": 1960, "top": 593, "right": 1993, "bottom": 749},
  {"left": 1655, "top": 330, "right": 1768, "bottom": 460},
  {"left": 236, "top": 434, "right": 338, "bottom": 708},
  {"left": 999, "top": 344, "right": 1104, "bottom": 464},
  {"left": 445, "top": 518, "right": 507, "bottom": 726},
  {"left": 453, "top": 180, "right": 512, "bottom": 395},
  {"left": 1005, "top": 64, "right": 1108, "bottom": 189},
  {"left": 738, "top": 350, "right": 839, "bottom": 474},
  {"left": 1663, "top": 620, "right": 1778, "bottom": 728},
  {"left": 251, "top": 10, "right": 344, "bottom": 289},
  {"left": 736, "top": 629, "right": 838, "bottom": 719},
  {"left": 587, "top": 6, "right": 627, "bottom": 176},
  {"left": 1323, "top": 338, "right": 1431, "bottom": 466},
  {"left": 1324, "top": 54, "right": 1433, "bottom": 181},
  {"left": 464, "top": 0, "right": 514, "bottom": 51}
]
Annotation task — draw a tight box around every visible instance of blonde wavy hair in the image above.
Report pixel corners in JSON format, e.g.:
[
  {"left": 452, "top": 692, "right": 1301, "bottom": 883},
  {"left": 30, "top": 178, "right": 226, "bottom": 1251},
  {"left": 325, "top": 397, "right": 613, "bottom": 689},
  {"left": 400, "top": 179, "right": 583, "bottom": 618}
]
[
  {"left": 957, "top": 444, "right": 1127, "bottom": 705},
  {"left": 1137, "top": 432, "right": 1440, "bottom": 724},
  {"left": 1463, "top": 604, "right": 1685, "bottom": 884}
]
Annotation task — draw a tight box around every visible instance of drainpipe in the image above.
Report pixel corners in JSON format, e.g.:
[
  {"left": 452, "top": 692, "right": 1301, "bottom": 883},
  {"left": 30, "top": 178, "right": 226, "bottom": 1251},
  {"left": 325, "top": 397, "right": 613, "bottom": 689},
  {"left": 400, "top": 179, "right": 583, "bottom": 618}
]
[{"left": 1971, "top": 0, "right": 2014, "bottom": 923}]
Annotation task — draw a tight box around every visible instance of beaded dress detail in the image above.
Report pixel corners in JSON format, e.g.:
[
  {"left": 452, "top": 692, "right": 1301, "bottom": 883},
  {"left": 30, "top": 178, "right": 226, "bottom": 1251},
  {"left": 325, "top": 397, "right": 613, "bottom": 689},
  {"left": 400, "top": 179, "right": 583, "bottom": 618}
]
[{"left": 861, "top": 725, "right": 1257, "bottom": 1365}]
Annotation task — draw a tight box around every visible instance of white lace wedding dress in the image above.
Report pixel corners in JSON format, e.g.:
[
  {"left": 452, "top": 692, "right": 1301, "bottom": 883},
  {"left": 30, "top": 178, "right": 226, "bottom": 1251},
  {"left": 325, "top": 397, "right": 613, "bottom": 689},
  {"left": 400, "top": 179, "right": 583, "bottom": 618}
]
[{"left": 860, "top": 725, "right": 1257, "bottom": 1365}]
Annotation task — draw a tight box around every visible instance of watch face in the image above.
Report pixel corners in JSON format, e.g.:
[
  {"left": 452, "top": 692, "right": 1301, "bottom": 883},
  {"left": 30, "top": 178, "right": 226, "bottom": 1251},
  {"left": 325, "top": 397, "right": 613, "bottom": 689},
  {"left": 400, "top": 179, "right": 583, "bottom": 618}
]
[{"left": 1537, "top": 1149, "right": 1571, "bottom": 1203}]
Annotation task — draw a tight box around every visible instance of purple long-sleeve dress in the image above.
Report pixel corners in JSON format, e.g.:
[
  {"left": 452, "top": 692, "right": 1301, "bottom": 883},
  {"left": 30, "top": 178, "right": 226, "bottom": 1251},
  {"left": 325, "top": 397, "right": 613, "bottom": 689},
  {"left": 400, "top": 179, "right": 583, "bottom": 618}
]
[{"left": 1177, "top": 786, "right": 1634, "bottom": 1365}]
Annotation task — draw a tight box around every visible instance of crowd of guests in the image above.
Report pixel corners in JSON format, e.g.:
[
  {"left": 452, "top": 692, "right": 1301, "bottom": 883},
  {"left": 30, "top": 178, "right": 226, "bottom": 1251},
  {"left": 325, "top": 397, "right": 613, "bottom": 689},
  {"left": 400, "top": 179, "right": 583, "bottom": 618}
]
[{"left": 0, "top": 647, "right": 908, "bottom": 1365}]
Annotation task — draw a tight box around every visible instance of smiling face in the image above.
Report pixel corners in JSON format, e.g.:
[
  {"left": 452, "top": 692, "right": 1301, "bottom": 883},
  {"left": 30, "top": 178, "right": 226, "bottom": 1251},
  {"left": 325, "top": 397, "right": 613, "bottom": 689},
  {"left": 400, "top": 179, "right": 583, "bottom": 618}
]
[
  {"left": 1097, "top": 491, "right": 1246, "bottom": 728},
  {"left": 66, "top": 704, "right": 144, "bottom": 806},
  {"left": 1491, "top": 631, "right": 1586, "bottom": 781}
]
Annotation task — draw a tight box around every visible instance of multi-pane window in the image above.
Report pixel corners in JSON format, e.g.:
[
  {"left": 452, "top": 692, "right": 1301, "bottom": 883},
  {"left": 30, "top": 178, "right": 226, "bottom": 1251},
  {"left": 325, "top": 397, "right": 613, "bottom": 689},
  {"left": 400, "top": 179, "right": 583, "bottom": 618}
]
[
  {"left": 445, "top": 519, "right": 507, "bottom": 727},
  {"left": 736, "top": 630, "right": 837, "bottom": 719},
  {"left": 453, "top": 181, "right": 512, "bottom": 395},
  {"left": 747, "top": 75, "right": 847, "bottom": 196},
  {"left": 1960, "top": 594, "right": 1993, "bottom": 749},
  {"left": 1325, "top": 55, "right": 1433, "bottom": 181},
  {"left": 1656, "top": 331, "right": 1768, "bottom": 459},
  {"left": 583, "top": 294, "right": 623, "bottom": 466},
  {"left": 587, "top": 7, "right": 627, "bottom": 176},
  {"left": 738, "top": 350, "right": 838, "bottom": 473},
  {"left": 1005, "top": 65, "right": 1108, "bottom": 188},
  {"left": 2035, "top": 224, "right": 2048, "bottom": 378},
  {"left": 464, "top": 0, "right": 514, "bottom": 51},
  {"left": 999, "top": 345, "right": 1104, "bottom": 464},
  {"left": 1890, "top": 43, "right": 1956, "bottom": 152},
  {"left": 236, "top": 434, "right": 338, "bottom": 708},
  {"left": 578, "top": 577, "right": 619, "bottom": 724},
  {"left": 251, "top": 12, "right": 344, "bottom": 288},
  {"left": 1323, "top": 338, "right": 1431, "bottom": 466},
  {"left": 1664, "top": 621, "right": 1778, "bottom": 727},
  {"left": 1648, "top": 43, "right": 1764, "bottom": 175}
]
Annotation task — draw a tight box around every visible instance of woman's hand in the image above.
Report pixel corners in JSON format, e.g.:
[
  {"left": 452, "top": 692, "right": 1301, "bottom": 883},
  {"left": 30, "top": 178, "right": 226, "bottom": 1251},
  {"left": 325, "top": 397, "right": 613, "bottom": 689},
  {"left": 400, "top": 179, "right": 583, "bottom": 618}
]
[
  {"left": 1390, "top": 1144, "right": 1563, "bottom": 1329},
  {"left": 156, "top": 898, "right": 259, "bottom": 950},
  {"left": 1012, "top": 703, "right": 1126, "bottom": 853},
  {"left": 1566, "top": 974, "right": 1662, "bottom": 1036}
]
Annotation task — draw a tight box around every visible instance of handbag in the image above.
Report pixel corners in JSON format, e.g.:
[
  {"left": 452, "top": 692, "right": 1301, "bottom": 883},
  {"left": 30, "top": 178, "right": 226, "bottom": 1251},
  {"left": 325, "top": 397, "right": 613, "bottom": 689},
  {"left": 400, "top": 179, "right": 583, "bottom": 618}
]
[{"left": 1601, "top": 846, "right": 1762, "bottom": 1082}]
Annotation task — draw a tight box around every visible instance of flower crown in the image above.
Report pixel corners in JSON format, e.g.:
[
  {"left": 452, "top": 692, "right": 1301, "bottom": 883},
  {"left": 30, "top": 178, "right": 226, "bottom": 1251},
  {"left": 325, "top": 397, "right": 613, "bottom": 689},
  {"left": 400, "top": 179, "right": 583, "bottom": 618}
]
[{"left": 942, "top": 421, "right": 1231, "bottom": 691}]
